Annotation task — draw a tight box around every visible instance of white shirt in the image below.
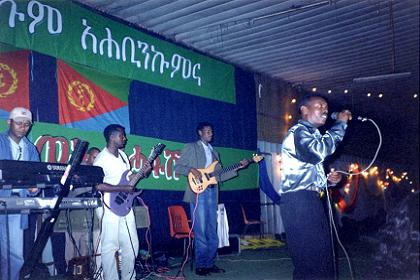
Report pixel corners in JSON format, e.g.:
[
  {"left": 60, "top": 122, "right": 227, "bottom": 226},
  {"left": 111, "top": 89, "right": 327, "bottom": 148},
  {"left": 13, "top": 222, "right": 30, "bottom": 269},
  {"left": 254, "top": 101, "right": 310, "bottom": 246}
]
[
  {"left": 200, "top": 141, "right": 214, "bottom": 168},
  {"left": 93, "top": 147, "right": 131, "bottom": 205},
  {"left": 9, "top": 137, "right": 25, "bottom": 161}
]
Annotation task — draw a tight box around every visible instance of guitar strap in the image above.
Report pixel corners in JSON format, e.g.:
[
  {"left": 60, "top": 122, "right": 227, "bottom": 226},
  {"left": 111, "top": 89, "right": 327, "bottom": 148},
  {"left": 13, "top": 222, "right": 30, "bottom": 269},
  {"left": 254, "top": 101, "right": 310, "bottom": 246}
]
[{"left": 118, "top": 151, "right": 128, "bottom": 166}]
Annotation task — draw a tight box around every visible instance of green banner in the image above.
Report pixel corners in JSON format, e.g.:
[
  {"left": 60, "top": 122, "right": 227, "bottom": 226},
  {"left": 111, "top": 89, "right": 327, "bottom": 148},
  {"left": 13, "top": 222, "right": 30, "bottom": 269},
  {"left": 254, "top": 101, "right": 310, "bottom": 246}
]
[
  {"left": 0, "top": 122, "right": 258, "bottom": 191},
  {"left": 0, "top": 0, "right": 235, "bottom": 103}
]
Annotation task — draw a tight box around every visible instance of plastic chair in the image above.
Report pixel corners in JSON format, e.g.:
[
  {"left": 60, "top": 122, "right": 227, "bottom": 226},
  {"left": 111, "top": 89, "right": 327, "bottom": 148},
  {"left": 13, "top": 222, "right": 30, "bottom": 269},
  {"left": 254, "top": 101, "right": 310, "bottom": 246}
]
[
  {"left": 240, "top": 203, "right": 265, "bottom": 238},
  {"left": 167, "top": 205, "right": 194, "bottom": 269}
]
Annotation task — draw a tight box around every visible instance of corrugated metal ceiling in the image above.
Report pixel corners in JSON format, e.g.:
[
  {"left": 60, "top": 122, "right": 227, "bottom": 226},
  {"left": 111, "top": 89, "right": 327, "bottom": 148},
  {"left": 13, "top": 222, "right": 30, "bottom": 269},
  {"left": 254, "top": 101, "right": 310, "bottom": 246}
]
[{"left": 76, "top": 0, "right": 418, "bottom": 92}]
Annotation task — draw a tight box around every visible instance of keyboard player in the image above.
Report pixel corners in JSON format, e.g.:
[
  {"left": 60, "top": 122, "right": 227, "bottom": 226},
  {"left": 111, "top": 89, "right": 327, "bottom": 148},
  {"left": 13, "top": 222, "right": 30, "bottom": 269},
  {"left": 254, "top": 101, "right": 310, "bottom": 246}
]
[{"left": 0, "top": 107, "right": 41, "bottom": 280}]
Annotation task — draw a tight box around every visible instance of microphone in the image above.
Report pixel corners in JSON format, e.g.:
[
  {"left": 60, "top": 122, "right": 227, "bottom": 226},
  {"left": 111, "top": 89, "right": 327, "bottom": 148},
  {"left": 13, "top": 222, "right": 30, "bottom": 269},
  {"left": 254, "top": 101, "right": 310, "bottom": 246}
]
[
  {"left": 330, "top": 112, "right": 339, "bottom": 120},
  {"left": 331, "top": 112, "right": 368, "bottom": 122}
]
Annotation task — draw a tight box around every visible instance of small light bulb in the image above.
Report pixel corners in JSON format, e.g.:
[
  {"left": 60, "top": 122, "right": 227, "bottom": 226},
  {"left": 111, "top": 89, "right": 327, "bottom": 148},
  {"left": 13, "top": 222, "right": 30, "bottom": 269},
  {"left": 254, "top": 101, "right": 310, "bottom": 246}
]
[
  {"left": 312, "top": 87, "right": 317, "bottom": 92},
  {"left": 344, "top": 89, "right": 348, "bottom": 94},
  {"left": 327, "top": 90, "right": 332, "bottom": 94},
  {"left": 378, "top": 93, "right": 383, "bottom": 98},
  {"left": 291, "top": 98, "right": 296, "bottom": 104},
  {"left": 367, "top": 93, "right": 371, "bottom": 97}
]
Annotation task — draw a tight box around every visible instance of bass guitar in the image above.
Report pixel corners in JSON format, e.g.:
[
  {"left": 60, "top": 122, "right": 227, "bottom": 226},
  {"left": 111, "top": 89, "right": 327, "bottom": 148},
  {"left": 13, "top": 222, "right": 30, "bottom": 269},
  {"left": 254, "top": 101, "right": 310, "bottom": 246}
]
[
  {"left": 188, "top": 155, "right": 263, "bottom": 194},
  {"left": 106, "top": 143, "right": 165, "bottom": 216}
]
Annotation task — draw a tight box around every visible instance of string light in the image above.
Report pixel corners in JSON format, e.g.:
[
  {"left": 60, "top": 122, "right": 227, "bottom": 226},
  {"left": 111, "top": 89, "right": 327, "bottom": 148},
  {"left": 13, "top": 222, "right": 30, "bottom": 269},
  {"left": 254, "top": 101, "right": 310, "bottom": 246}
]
[
  {"left": 335, "top": 162, "right": 418, "bottom": 213},
  {"left": 312, "top": 87, "right": 317, "bottom": 92},
  {"left": 291, "top": 98, "right": 296, "bottom": 104},
  {"left": 344, "top": 163, "right": 417, "bottom": 192}
]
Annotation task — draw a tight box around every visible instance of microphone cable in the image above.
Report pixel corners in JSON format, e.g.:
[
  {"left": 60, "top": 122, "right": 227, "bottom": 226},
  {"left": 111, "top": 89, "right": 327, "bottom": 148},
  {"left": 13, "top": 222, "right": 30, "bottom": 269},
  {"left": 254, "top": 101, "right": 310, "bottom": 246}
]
[
  {"left": 175, "top": 193, "right": 197, "bottom": 278},
  {"left": 325, "top": 187, "right": 355, "bottom": 280},
  {"left": 335, "top": 117, "right": 382, "bottom": 176},
  {"left": 325, "top": 117, "right": 381, "bottom": 280}
]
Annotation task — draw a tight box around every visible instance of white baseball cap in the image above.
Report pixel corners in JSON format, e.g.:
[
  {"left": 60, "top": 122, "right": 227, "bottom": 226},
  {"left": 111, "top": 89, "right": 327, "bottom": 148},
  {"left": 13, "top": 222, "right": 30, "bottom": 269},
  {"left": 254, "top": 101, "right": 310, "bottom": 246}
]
[{"left": 9, "top": 107, "right": 32, "bottom": 123}]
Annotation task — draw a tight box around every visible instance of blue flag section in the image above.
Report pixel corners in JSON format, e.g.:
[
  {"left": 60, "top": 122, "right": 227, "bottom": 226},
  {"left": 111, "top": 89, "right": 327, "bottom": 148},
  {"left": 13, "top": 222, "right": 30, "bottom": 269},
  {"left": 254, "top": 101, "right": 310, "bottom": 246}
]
[
  {"left": 29, "top": 52, "right": 59, "bottom": 123},
  {"left": 259, "top": 159, "right": 281, "bottom": 204},
  {"left": 129, "top": 68, "right": 257, "bottom": 150}
]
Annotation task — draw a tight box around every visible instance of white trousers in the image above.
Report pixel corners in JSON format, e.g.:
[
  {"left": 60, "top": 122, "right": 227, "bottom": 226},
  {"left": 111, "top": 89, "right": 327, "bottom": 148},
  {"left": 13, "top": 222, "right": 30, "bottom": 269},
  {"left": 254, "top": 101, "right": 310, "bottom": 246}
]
[{"left": 96, "top": 206, "right": 138, "bottom": 280}]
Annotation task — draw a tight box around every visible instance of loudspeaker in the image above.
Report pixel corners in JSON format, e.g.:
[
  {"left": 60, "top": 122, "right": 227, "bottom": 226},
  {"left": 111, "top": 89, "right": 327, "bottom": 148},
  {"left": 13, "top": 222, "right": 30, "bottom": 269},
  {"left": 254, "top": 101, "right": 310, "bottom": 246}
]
[
  {"left": 67, "top": 256, "right": 92, "bottom": 279},
  {"left": 55, "top": 209, "right": 98, "bottom": 231},
  {"left": 134, "top": 206, "right": 150, "bottom": 228},
  {"left": 217, "top": 234, "right": 241, "bottom": 256}
]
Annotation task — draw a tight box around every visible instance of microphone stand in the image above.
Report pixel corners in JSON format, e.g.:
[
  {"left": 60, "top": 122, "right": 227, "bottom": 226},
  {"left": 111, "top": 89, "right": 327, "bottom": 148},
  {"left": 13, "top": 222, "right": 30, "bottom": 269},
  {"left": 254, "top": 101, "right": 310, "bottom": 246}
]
[{"left": 19, "top": 140, "right": 88, "bottom": 279}]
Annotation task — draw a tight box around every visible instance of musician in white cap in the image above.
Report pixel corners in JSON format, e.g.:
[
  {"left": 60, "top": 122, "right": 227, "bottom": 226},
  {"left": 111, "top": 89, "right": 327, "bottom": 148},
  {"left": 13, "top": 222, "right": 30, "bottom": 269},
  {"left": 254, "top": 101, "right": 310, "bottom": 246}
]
[{"left": 0, "top": 107, "right": 40, "bottom": 280}]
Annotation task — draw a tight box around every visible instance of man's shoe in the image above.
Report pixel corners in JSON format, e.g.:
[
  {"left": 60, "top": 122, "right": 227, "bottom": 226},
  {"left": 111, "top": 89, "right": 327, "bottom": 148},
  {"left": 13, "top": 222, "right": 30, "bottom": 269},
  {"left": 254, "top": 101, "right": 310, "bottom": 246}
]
[
  {"left": 195, "top": 267, "right": 210, "bottom": 276},
  {"left": 207, "top": 265, "right": 225, "bottom": 273}
]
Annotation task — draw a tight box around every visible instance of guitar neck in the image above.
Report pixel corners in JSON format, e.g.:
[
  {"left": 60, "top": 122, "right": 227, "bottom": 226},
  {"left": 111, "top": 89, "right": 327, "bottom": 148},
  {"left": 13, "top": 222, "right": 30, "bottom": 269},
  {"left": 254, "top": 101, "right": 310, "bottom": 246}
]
[
  {"left": 212, "top": 160, "right": 249, "bottom": 178},
  {"left": 128, "top": 158, "right": 153, "bottom": 186}
]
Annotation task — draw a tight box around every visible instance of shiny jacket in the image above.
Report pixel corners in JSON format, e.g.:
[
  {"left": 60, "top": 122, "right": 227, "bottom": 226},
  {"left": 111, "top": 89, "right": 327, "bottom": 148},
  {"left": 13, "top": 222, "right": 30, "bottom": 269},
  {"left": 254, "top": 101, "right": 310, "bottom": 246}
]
[{"left": 279, "top": 119, "right": 347, "bottom": 194}]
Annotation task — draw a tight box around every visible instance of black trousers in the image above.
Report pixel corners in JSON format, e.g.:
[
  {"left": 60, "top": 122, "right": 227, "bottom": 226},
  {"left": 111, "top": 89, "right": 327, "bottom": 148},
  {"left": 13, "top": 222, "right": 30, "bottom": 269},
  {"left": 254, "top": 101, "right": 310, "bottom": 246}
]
[{"left": 280, "top": 190, "right": 335, "bottom": 280}]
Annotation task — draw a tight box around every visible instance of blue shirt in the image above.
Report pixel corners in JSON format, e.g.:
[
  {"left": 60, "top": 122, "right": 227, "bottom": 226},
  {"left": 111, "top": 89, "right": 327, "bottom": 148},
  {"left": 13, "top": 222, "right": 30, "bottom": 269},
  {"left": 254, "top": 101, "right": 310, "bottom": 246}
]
[{"left": 0, "top": 131, "right": 40, "bottom": 228}]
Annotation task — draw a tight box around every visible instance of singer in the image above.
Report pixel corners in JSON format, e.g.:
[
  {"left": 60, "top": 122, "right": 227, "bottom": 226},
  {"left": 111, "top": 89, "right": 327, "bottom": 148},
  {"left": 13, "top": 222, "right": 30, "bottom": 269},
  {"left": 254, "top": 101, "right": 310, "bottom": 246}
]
[{"left": 279, "top": 94, "right": 352, "bottom": 279}]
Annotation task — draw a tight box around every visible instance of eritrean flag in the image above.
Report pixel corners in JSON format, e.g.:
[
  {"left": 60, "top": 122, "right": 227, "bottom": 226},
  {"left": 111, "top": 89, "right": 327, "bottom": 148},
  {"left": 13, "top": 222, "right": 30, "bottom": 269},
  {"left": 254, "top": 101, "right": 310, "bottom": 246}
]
[
  {"left": 57, "top": 60, "right": 131, "bottom": 132},
  {"left": 0, "top": 48, "right": 30, "bottom": 119}
]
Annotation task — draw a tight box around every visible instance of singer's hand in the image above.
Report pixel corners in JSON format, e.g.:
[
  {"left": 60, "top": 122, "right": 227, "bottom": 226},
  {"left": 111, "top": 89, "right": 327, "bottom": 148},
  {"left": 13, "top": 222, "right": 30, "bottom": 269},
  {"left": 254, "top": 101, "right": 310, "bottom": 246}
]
[
  {"left": 336, "top": 110, "right": 352, "bottom": 123},
  {"left": 327, "top": 169, "right": 342, "bottom": 185}
]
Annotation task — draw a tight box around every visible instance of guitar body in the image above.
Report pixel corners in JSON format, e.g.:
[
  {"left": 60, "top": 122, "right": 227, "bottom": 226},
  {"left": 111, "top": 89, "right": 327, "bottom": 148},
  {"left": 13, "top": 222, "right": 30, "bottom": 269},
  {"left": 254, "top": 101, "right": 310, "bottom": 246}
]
[
  {"left": 187, "top": 155, "right": 264, "bottom": 194},
  {"left": 188, "top": 161, "right": 219, "bottom": 194},
  {"left": 104, "top": 143, "right": 166, "bottom": 217},
  {"left": 107, "top": 170, "right": 142, "bottom": 216}
]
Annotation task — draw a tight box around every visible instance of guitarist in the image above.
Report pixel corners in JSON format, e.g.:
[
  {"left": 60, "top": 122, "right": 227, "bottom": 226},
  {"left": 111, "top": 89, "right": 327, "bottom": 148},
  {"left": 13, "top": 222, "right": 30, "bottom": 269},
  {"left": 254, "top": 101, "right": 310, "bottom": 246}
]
[
  {"left": 175, "top": 122, "right": 249, "bottom": 276},
  {"left": 94, "top": 124, "right": 152, "bottom": 280}
]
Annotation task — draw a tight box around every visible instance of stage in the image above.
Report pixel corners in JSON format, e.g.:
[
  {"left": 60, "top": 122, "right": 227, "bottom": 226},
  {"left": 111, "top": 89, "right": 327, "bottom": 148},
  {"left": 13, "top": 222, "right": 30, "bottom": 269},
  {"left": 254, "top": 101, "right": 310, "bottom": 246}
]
[{"left": 45, "top": 236, "right": 418, "bottom": 280}]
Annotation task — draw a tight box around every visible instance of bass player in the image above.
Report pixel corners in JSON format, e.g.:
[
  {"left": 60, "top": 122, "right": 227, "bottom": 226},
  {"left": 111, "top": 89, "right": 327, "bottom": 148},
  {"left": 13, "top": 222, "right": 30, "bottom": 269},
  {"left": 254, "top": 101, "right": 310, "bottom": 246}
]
[{"left": 174, "top": 121, "right": 249, "bottom": 276}]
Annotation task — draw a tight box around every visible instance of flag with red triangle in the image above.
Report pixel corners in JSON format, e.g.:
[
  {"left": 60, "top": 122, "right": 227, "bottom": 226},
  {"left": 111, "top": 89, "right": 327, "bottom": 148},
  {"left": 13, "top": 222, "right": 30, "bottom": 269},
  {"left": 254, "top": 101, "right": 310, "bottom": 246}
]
[
  {"left": 57, "top": 60, "right": 131, "bottom": 132},
  {"left": 0, "top": 49, "right": 30, "bottom": 119}
]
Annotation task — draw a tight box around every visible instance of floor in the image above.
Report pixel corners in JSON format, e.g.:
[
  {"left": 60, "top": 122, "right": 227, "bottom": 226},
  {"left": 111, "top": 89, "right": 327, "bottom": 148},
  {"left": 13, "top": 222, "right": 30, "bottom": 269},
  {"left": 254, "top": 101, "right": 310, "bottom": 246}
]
[
  {"left": 132, "top": 236, "right": 415, "bottom": 280},
  {"left": 43, "top": 235, "right": 417, "bottom": 280}
]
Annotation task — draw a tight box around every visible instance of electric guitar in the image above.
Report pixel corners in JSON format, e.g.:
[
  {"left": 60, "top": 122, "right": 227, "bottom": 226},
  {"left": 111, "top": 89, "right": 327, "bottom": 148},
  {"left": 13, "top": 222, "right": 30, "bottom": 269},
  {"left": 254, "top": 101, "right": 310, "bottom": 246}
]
[
  {"left": 188, "top": 155, "right": 263, "bottom": 194},
  {"left": 106, "top": 143, "right": 165, "bottom": 216}
]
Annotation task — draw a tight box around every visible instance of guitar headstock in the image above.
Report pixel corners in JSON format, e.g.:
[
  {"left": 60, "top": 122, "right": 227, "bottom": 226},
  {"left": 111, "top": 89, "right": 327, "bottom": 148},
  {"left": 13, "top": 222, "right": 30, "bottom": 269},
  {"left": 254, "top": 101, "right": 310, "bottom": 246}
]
[
  {"left": 148, "top": 143, "right": 166, "bottom": 160},
  {"left": 252, "top": 154, "right": 264, "bottom": 163}
]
